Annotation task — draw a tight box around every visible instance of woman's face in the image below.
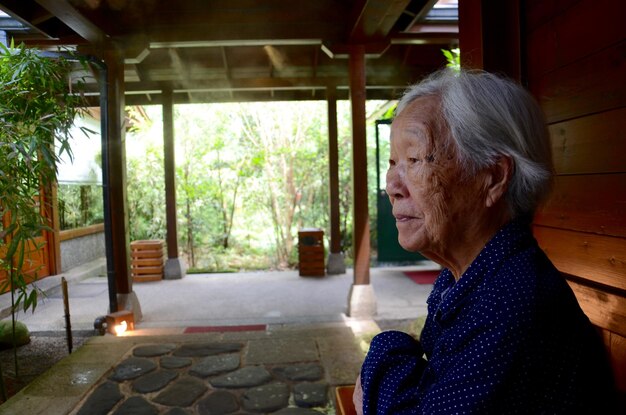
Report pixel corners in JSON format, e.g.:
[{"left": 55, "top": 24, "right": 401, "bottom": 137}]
[{"left": 386, "top": 96, "right": 485, "bottom": 257}]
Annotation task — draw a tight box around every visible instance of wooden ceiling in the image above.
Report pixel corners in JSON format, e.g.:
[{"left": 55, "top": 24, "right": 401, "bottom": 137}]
[{"left": 0, "top": 0, "right": 458, "bottom": 104}]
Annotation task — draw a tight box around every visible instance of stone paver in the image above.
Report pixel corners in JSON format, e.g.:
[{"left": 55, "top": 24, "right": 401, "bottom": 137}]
[
  {"left": 293, "top": 382, "right": 328, "bottom": 407},
  {"left": 272, "top": 363, "right": 323, "bottom": 381},
  {"left": 173, "top": 342, "right": 243, "bottom": 357},
  {"left": 132, "top": 369, "right": 178, "bottom": 393},
  {"left": 134, "top": 343, "right": 178, "bottom": 357},
  {"left": 273, "top": 409, "right": 324, "bottom": 414},
  {"left": 67, "top": 327, "right": 365, "bottom": 415},
  {"left": 210, "top": 366, "right": 272, "bottom": 388},
  {"left": 109, "top": 357, "right": 158, "bottom": 381},
  {"left": 165, "top": 408, "right": 193, "bottom": 415},
  {"left": 113, "top": 396, "right": 159, "bottom": 415},
  {"left": 154, "top": 376, "right": 209, "bottom": 406},
  {"left": 162, "top": 355, "right": 193, "bottom": 369},
  {"left": 190, "top": 353, "right": 240, "bottom": 377},
  {"left": 241, "top": 382, "right": 290, "bottom": 413},
  {"left": 245, "top": 338, "right": 318, "bottom": 365},
  {"left": 76, "top": 381, "right": 123, "bottom": 415},
  {"left": 197, "top": 390, "right": 240, "bottom": 414}
]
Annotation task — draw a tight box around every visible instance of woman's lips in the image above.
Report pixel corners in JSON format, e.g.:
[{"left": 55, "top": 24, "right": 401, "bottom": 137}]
[{"left": 394, "top": 214, "right": 417, "bottom": 222}]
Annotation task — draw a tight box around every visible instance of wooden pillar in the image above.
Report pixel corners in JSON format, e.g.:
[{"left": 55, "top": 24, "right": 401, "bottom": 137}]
[
  {"left": 103, "top": 45, "right": 141, "bottom": 318},
  {"left": 327, "top": 85, "right": 346, "bottom": 274},
  {"left": 347, "top": 45, "right": 376, "bottom": 317},
  {"left": 459, "top": 0, "right": 522, "bottom": 81},
  {"left": 327, "top": 86, "right": 340, "bottom": 253},
  {"left": 163, "top": 90, "right": 177, "bottom": 258},
  {"left": 349, "top": 45, "right": 371, "bottom": 286},
  {"left": 162, "top": 89, "right": 185, "bottom": 279}
]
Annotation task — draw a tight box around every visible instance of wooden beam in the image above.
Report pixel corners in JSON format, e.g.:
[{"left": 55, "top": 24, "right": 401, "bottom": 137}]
[
  {"left": 534, "top": 225, "right": 626, "bottom": 292},
  {"left": 118, "top": 75, "right": 418, "bottom": 94},
  {"left": 59, "top": 223, "right": 104, "bottom": 242},
  {"left": 35, "top": 0, "right": 107, "bottom": 45},
  {"left": 349, "top": 44, "right": 370, "bottom": 285},
  {"left": 350, "top": 0, "right": 412, "bottom": 42},
  {"left": 566, "top": 277, "right": 626, "bottom": 338}
]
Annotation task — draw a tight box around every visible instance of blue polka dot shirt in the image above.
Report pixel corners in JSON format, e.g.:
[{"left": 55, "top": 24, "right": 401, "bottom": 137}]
[{"left": 360, "top": 219, "right": 617, "bottom": 414}]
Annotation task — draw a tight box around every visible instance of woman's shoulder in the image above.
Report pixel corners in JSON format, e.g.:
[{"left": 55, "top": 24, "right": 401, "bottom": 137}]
[{"left": 480, "top": 245, "right": 583, "bottom": 321}]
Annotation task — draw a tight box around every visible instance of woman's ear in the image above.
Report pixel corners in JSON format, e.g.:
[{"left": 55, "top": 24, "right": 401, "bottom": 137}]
[{"left": 485, "top": 155, "right": 513, "bottom": 208}]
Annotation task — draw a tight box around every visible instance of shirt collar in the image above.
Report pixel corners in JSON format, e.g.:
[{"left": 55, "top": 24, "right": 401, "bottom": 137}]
[{"left": 434, "top": 219, "right": 533, "bottom": 323}]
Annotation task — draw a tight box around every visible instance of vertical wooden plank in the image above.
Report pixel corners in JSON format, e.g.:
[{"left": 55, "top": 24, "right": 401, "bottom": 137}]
[
  {"left": 458, "top": 0, "right": 484, "bottom": 69},
  {"left": 45, "top": 182, "right": 61, "bottom": 274},
  {"left": 349, "top": 44, "right": 370, "bottom": 285},
  {"left": 162, "top": 88, "right": 178, "bottom": 259},
  {"left": 609, "top": 332, "right": 626, "bottom": 398},
  {"left": 104, "top": 46, "right": 132, "bottom": 295},
  {"left": 327, "top": 86, "right": 341, "bottom": 255},
  {"left": 459, "top": 0, "right": 522, "bottom": 80},
  {"left": 483, "top": 0, "right": 522, "bottom": 81}
]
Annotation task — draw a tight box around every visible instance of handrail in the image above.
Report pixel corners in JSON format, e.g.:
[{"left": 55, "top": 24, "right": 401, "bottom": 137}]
[{"left": 59, "top": 223, "right": 104, "bottom": 242}]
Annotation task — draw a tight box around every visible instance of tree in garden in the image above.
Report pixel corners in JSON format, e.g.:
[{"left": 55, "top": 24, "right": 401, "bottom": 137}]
[
  {"left": 126, "top": 100, "right": 383, "bottom": 272},
  {"left": 124, "top": 107, "right": 166, "bottom": 242},
  {"left": 238, "top": 101, "right": 329, "bottom": 268},
  {"left": 172, "top": 105, "right": 235, "bottom": 267}
]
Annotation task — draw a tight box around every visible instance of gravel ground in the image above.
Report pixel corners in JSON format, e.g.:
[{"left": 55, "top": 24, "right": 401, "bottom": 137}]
[{"left": 0, "top": 330, "right": 96, "bottom": 403}]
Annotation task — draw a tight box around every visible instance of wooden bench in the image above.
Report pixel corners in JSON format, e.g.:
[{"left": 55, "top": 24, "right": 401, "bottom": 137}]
[{"left": 335, "top": 385, "right": 356, "bottom": 415}]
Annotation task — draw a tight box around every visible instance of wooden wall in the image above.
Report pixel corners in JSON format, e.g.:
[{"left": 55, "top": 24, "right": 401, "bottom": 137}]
[{"left": 524, "top": 0, "right": 626, "bottom": 400}]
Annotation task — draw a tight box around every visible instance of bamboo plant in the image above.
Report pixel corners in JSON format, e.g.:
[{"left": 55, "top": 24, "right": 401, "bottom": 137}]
[{"left": 0, "top": 41, "right": 89, "bottom": 400}]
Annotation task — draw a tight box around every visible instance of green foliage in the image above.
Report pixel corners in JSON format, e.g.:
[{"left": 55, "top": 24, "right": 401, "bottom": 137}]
[
  {"left": 0, "top": 42, "right": 87, "bottom": 308},
  {"left": 127, "top": 144, "right": 166, "bottom": 241},
  {"left": 0, "top": 41, "right": 88, "bottom": 398},
  {"left": 126, "top": 100, "right": 385, "bottom": 272},
  {"left": 57, "top": 184, "right": 104, "bottom": 230},
  {"left": 442, "top": 47, "right": 461, "bottom": 71}
]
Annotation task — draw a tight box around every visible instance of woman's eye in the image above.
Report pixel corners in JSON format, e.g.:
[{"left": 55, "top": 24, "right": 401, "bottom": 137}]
[{"left": 408, "top": 157, "right": 420, "bottom": 164}]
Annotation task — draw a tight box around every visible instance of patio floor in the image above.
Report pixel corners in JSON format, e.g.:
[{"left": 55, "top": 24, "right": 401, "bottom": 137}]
[{"left": 0, "top": 261, "right": 437, "bottom": 414}]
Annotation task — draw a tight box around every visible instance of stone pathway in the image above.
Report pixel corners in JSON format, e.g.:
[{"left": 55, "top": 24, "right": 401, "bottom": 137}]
[{"left": 65, "top": 325, "right": 367, "bottom": 415}]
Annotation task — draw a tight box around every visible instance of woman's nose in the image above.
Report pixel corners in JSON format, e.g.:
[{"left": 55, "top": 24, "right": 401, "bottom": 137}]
[{"left": 386, "top": 167, "right": 407, "bottom": 199}]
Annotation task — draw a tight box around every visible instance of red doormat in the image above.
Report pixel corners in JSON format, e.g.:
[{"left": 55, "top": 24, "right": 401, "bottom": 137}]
[
  {"left": 404, "top": 270, "right": 440, "bottom": 284},
  {"left": 184, "top": 324, "right": 267, "bottom": 334}
]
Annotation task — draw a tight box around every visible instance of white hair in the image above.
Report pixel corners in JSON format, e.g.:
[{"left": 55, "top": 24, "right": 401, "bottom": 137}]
[{"left": 397, "top": 69, "right": 553, "bottom": 218}]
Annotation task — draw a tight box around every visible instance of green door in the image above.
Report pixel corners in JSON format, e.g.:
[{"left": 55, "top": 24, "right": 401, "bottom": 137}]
[{"left": 375, "top": 120, "right": 424, "bottom": 263}]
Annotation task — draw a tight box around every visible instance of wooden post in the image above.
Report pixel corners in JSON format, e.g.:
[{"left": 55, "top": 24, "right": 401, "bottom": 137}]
[
  {"left": 62, "top": 277, "right": 72, "bottom": 353},
  {"left": 349, "top": 45, "right": 370, "bottom": 285},
  {"left": 459, "top": 0, "right": 522, "bottom": 81},
  {"left": 163, "top": 89, "right": 177, "bottom": 259},
  {"left": 104, "top": 45, "right": 142, "bottom": 319},
  {"left": 347, "top": 44, "right": 376, "bottom": 317},
  {"left": 326, "top": 85, "right": 346, "bottom": 274},
  {"left": 104, "top": 46, "right": 131, "bottom": 294},
  {"left": 162, "top": 89, "right": 185, "bottom": 279}
]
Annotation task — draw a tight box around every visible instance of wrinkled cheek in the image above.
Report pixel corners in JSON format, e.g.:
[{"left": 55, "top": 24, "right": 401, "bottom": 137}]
[{"left": 421, "top": 172, "right": 451, "bottom": 247}]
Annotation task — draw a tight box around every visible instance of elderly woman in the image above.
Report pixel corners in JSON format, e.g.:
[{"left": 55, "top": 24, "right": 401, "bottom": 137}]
[{"left": 355, "top": 69, "right": 617, "bottom": 414}]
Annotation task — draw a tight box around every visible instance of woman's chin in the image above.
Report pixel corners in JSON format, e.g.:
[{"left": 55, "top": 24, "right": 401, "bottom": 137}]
[{"left": 398, "top": 237, "right": 426, "bottom": 253}]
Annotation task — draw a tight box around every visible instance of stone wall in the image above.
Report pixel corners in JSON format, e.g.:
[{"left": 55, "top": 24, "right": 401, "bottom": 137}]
[{"left": 61, "top": 231, "right": 105, "bottom": 272}]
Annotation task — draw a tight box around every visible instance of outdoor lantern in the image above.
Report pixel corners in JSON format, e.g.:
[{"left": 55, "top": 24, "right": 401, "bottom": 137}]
[{"left": 105, "top": 310, "right": 135, "bottom": 335}]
